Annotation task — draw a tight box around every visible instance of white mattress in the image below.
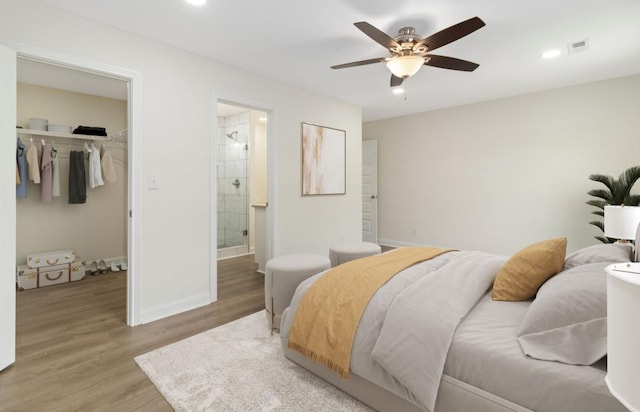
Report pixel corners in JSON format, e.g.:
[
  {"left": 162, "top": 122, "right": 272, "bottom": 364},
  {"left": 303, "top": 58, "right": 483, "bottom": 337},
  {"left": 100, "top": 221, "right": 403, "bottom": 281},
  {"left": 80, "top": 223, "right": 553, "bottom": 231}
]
[{"left": 444, "top": 292, "right": 626, "bottom": 412}]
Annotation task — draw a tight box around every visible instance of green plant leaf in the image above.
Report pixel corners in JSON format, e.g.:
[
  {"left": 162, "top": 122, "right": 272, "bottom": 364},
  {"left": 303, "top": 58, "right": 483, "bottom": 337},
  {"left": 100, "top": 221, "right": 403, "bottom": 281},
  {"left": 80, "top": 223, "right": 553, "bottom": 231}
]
[
  {"left": 586, "top": 199, "right": 606, "bottom": 209},
  {"left": 625, "top": 194, "right": 640, "bottom": 206},
  {"left": 618, "top": 166, "right": 640, "bottom": 202},
  {"left": 588, "top": 174, "right": 615, "bottom": 192},
  {"left": 591, "top": 210, "right": 604, "bottom": 217},
  {"left": 587, "top": 189, "right": 613, "bottom": 201},
  {"left": 589, "top": 220, "right": 605, "bottom": 231}
]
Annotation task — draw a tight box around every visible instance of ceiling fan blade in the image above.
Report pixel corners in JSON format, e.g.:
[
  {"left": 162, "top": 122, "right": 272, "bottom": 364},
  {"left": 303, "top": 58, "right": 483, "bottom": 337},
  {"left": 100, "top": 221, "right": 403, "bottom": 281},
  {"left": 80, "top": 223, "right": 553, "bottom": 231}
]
[
  {"left": 354, "top": 21, "right": 400, "bottom": 50},
  {"left": 331, "top": 57, "right": 387, "bottom": 70},
  {"left": 390, "top": 74, "right": 404, "bottom": 87},
  {"left": 416, "top": 16, "right": 485, "bottom": 52},
  {"left": 425, "top": 54, "right": 479, "bottom": 71}
]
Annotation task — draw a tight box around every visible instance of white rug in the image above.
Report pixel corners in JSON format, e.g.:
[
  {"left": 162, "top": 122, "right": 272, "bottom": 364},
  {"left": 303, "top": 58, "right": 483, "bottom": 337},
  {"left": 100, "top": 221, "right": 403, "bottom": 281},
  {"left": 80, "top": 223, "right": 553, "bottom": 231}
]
[{"left": 135, "top": 310, "right": 373, "bottom": 411}]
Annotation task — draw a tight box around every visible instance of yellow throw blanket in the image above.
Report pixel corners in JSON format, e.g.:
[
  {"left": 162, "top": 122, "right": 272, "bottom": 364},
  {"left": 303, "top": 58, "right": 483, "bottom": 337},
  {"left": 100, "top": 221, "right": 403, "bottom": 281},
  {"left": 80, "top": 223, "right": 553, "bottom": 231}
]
[{"left": 287, "top": 246, "right": 453, "bottom": 379}]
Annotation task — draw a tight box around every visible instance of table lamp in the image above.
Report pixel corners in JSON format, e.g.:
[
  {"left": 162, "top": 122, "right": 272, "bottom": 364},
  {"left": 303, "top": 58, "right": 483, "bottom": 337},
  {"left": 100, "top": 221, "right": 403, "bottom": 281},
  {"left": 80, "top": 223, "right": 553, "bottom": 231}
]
[{"left": 604, "top": 205, "right": 640, "bottom": 261}]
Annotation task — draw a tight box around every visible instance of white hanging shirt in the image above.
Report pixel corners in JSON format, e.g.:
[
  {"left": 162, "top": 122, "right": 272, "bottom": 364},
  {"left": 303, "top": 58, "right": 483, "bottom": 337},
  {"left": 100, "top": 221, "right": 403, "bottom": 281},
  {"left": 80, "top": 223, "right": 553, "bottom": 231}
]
[
  {"left": 88, "top": 142, "right": 104, "bottom": 189},
  {"left": 26, "top": 141, "right": 40, "bottom": 184},
  {"left": 100, "top": 145, "right": 117, "bottom": 184}
]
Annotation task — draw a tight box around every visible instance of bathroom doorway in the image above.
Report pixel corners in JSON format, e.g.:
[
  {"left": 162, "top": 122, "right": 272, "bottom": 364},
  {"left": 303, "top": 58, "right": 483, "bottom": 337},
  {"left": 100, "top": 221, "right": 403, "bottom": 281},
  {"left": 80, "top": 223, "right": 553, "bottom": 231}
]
[{"left": 216, "top": 102, "right": 267, "bottom": 261}]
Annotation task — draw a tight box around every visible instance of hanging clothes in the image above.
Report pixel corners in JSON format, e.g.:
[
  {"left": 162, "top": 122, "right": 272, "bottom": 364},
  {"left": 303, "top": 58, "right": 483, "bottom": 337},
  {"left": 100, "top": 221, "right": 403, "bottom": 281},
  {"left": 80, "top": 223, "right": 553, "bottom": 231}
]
[
  {"left": 51, "top": 147, "right": 61, "bottom": 198},
  {"left": 26, "top": 139, "right": 40, "bottom": 184},
  {"left": 16, "top": 137, "right": 27, "bottom": 198},
  {"left": 68, "top": 151, "right": 86, "bottom": 204},
  {"left": 101, "top": 144, "right": 117, "bottom": 184},
  {"left": 88, "top": 142, "right": 104, "bottom": 189},
  {"left": 40, "top": 143, "right": 53, "bottom": 204}
]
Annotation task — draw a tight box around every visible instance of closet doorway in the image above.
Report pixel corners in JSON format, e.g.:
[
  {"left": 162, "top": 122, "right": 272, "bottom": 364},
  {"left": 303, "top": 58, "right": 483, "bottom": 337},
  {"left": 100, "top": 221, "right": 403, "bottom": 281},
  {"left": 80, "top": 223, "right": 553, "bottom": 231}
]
[
  {"left": 14, "top": 51, "right": 137, "bottom": 325},
  {"left": 216, "top": 102, "right": 268, "bottom": 270}
]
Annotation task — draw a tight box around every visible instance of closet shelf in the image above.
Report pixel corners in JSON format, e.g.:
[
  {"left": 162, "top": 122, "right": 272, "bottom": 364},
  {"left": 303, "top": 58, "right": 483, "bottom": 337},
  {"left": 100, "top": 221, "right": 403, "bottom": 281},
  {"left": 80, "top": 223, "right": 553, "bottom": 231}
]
[{"left": 16, "top": 128, "right": 120, "bottom": 141}]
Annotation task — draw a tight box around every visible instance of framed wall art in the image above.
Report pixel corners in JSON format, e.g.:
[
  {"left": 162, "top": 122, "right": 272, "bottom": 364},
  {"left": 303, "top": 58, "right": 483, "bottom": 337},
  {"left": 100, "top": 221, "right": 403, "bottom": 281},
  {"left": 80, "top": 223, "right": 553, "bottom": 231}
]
[{"left": 301, "top": 122, "right": 346, "bottom": 195}]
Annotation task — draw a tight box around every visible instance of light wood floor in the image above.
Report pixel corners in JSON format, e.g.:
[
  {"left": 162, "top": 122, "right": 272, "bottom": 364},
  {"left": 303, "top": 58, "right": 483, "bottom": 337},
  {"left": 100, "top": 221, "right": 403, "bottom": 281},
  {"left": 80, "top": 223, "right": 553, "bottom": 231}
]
[{"left": 0, "top": 254, "right": 264, "bottom": 411}]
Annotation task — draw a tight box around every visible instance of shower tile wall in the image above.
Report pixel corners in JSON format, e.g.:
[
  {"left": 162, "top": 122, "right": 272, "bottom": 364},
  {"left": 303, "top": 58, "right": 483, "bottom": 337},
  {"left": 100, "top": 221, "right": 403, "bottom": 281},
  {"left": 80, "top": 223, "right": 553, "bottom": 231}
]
[{"left": 217, "top": 111, "right": 250, "bottom": 249}]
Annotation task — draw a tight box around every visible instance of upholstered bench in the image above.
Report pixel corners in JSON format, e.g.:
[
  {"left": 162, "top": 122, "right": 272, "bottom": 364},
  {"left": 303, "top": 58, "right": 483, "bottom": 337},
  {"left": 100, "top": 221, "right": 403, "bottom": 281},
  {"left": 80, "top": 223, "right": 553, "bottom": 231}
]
[
  {"left": 265, "top": 253, "right": 331, "bottom": 332},
  {"left": 329, "top": 241, "right": 382, "bottom": 267}
]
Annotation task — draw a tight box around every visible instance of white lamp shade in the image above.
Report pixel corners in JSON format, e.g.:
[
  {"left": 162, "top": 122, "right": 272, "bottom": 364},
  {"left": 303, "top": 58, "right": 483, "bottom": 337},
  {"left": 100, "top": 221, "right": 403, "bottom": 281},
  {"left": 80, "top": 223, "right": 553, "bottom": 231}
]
[
  {"left": 604, "top": 205, "right": 640, "bottom": 240},
  {"left": 386, "top": 55, "right": 425, "bottom": 78}
]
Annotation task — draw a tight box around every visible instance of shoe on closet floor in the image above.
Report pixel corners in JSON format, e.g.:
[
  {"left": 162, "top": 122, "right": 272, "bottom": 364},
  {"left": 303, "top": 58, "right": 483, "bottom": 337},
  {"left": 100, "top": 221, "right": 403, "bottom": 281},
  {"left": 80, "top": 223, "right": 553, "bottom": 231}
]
[
  {"left": 89, "top": 261, "right": 99, "bottom": 275},
  {"left": 98, "top": 260, "right": 109, "bottom": 273},
  {"left": 119, "top": 260, "right": 128, "bottom": 271},
  {"left": 110, "top": 261, "right": 120, "bottom": 272}
]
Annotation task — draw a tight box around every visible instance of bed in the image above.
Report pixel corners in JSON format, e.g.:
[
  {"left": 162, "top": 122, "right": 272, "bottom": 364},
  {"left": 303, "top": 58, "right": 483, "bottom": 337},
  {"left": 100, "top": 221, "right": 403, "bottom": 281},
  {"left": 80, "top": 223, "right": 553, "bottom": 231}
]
[{"left": 279, "top": 239, "right": 633, "bottom": 412}]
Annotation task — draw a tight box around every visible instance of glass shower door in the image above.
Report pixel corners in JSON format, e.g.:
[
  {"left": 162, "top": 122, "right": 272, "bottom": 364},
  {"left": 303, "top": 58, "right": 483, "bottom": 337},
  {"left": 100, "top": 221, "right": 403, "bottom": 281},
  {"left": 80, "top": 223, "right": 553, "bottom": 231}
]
[{"left": 217, "top": 115, "right": 249, "bottom": 257}]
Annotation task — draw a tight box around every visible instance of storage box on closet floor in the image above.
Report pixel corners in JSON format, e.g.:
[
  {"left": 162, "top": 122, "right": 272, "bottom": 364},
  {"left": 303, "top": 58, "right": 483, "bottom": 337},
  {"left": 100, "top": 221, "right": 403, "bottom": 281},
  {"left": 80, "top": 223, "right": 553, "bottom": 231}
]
[{"left": 16, "top": 249, "right": 85, "bottom": 291}]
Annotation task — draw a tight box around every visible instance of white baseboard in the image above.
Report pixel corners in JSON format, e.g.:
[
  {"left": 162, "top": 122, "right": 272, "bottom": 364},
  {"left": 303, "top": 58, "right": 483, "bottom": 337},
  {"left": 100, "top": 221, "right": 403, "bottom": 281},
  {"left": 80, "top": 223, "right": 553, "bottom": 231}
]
[
  {"left": 217, "top": 245, "right": 250, "bottom": 260},
  {"left": 139, "top": 292, "right": 210, "bottom": 324},
  {"left": 377, "top": 238, "right": 426, "bottom": 248}
]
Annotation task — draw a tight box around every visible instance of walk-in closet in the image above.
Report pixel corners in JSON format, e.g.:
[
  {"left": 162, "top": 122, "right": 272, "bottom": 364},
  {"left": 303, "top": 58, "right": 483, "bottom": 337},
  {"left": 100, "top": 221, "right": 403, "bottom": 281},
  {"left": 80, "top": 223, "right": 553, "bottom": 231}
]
[{"left": 15, "top": 58, "right": 129, "bottom": 304}]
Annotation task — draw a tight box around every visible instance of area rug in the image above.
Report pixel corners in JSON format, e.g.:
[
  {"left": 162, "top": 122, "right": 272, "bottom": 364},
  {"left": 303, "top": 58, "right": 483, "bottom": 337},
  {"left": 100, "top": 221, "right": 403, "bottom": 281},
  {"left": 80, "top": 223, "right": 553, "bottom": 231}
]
[{"left": 134, "top": 310, "right": 372, "bottom": 411}]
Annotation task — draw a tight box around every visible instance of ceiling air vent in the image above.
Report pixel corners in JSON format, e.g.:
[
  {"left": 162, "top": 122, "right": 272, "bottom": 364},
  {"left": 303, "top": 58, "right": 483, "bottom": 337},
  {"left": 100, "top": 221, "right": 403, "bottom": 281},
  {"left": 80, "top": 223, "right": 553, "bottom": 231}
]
[{"left": 568, "top": 39, "right": 589, "bottom": 54}]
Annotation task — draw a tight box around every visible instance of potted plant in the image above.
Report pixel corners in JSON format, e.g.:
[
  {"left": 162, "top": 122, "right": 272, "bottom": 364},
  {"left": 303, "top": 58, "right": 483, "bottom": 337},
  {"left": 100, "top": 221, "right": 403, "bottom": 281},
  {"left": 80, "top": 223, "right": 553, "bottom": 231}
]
[{"left": 586, "top": 166, "right": 640, "bottom": 243}]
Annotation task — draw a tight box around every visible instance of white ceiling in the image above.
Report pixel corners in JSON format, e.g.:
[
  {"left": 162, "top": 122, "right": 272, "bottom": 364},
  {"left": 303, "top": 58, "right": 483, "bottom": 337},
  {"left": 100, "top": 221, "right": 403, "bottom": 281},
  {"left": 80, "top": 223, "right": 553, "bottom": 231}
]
[
  {"left": 17, "top": 58, "right": 128, "bottom": 101},
  {"left": 32, "top": 0, "right": 640, "bottom": 121}
]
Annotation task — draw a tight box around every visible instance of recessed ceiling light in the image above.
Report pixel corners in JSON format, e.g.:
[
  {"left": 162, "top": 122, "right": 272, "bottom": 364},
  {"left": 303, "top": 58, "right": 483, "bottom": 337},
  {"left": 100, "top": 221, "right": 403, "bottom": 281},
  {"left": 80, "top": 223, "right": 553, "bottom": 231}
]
[
  {"left": 392, "top": 88, "right": 405, "bottom": 95},
  {"left": 259, "top": 117, "right": 267, "bottom": 122},
  {"left": 542, "top": 49, "right": 561, "bottom": 59},
  {"left": 185, "top": 0, "right": 206, "bottom": 5}
]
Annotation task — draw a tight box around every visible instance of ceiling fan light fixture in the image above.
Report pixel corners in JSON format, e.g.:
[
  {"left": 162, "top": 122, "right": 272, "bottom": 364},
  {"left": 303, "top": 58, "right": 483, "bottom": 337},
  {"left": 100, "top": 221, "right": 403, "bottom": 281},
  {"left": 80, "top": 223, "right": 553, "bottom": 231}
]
[{"left": 386, "top": 55, "right": 424, "bottom": 78}]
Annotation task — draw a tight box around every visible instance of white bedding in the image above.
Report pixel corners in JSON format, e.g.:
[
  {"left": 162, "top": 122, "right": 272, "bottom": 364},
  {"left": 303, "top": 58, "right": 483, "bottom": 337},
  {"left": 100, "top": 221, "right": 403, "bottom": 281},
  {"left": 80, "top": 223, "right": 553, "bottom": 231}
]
[
  {"left": 282, "top": 251, "right": 505, "bottom": 411},
  {"left": 370, "top": 252, "right": 504, "bottom": 410},
  {"left": 280, "top": 247, "right": 626, "bottom": 412},
  {"left": 445, "top": 292, "right": 626, "bottom": 412}
]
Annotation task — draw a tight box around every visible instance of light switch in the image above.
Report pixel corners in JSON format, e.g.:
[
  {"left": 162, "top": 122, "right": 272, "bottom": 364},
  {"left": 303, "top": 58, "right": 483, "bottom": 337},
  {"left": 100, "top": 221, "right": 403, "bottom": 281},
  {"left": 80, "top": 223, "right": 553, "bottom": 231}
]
[{"left": 148, "top": 175, "right": 160, "bottom": 190}]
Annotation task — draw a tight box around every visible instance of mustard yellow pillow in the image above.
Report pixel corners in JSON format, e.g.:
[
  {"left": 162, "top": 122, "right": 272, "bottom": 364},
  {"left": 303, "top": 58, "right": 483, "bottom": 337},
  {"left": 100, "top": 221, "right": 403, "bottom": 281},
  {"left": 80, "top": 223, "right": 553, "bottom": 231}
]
[{"left": 492, "top": 237, "right": 567, "bottom": 301}]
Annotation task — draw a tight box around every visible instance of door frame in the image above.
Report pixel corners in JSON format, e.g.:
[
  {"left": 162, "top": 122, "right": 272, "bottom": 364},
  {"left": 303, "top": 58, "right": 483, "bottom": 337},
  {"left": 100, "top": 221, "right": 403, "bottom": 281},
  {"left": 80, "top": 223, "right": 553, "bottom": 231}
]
[
  {"left": 0, "top": 44, "right": 17, "bottom": 371},
  {"left": 5, "top": 41, "right": 142, "bottom": 326},
  {"left": 210, "top": 93, "right": 277, "bottom": 302}
]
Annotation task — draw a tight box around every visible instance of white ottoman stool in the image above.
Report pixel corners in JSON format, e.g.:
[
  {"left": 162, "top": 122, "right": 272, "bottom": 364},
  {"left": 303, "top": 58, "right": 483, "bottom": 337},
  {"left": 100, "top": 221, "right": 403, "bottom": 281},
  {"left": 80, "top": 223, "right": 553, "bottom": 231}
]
[
  {"left": 265, "top": 253, "right": 331, "bottom": 332},
  {"left": 329, "top": 241, "right": 382, "bottom": 267}
]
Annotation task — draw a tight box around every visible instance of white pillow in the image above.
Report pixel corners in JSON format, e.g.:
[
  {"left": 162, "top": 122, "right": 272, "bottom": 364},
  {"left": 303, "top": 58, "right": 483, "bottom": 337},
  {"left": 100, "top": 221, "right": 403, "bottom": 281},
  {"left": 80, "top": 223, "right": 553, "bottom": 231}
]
[
  {"left": 517, "top": 262, "right": 609, "bottom": 365},
  {"left": 563, "top": 243, "right": 632, "bottom": 270}
]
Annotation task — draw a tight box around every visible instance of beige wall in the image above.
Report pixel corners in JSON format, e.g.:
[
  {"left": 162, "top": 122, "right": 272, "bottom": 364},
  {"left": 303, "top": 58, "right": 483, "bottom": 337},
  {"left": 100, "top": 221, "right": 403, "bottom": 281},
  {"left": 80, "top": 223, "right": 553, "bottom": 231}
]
[
  {"left": 364, "top": 74, "right": 640, "bottom": 255},
  {"left": 16, "top": 83, "right": 127, "bottom": 265}
]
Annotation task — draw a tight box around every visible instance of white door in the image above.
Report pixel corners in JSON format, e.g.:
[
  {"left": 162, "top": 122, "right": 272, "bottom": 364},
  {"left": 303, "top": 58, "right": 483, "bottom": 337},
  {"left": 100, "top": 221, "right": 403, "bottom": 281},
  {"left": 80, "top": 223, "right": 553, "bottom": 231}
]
[
  {"left": 362, "top": 140, "right": 378, "bottom": 243},
  {"left": 0, "top": 44, "right": 17, "bottom": 372}
]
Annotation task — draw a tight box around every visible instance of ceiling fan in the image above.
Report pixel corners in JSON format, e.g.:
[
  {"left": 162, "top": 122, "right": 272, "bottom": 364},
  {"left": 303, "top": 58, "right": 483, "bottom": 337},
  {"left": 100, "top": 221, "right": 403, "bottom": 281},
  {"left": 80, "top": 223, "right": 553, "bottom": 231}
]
[{"left": 331, "top": 16, "right": 485, "bottom": 87}]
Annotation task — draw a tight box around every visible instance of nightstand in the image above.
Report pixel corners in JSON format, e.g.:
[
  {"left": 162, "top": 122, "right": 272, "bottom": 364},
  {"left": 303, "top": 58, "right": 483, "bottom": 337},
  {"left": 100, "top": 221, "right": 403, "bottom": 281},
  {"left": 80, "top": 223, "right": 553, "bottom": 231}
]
[{"left": 605, "top": 262, "right": 640, "bottom": 412}]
